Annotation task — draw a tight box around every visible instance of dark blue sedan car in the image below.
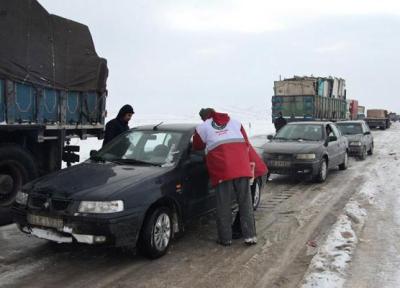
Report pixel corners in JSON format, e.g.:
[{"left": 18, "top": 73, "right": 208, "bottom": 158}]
[{"left": 13, "top": 124, "right": 264, "bottom": 259}]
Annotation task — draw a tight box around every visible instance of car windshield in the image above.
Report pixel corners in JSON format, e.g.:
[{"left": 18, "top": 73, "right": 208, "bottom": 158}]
[
  {"left": 94, "top": 130, "right": 184, "bottom": 166},
  {"left": 275, "top": 124, "right": 323, "bottom": 141},
  {"left": 336, "top": 123, "right": 363, "bottom": 135}
]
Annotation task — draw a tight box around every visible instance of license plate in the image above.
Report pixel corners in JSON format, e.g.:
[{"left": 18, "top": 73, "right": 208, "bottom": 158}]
[
  {"left": 270, "top": 160, "right": 291, "bottom": 167},
  {"left": 27, "top": 214, "right": 63, "bottom": 229}
]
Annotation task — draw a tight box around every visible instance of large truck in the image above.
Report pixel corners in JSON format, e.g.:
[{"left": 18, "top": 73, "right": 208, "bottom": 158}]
[
  {"left": 0, "top": 0, "right": 108, "bottom": 210},
  {"left": 347, "top": 99, "right": 359, "bottom": 120},
  {"left": 357, "top": 105, "right": 366, "bottom": 120},
  {"left": 388, "top": 112, "right": 399, "bottom": 122},
  {"left": 365, "top": 109, "right": 391, "bottom": 130},
  {"left": 272, "top": 76, "right": 347, "bottom": 122}
]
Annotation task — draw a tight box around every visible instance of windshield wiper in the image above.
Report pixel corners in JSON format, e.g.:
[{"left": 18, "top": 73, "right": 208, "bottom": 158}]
[
  {"left": 110, "top": 158, "right": 161, "bottom": 166},
  {"left": 292, "top": 138, "right": 319, "bottom": 141}
]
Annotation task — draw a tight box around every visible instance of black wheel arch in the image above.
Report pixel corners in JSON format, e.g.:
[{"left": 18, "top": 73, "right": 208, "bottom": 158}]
[{"left": 139, "top": 196, "right": 183, "bottom": 243}]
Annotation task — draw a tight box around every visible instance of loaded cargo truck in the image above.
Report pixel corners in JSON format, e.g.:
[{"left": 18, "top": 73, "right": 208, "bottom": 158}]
[
  {"left": 365, "top": 109, "right": 391, "bottom": 130},
  {"left": 357, "top": 105, "right": 366, "bottom": 120},
  {"left": 389, "top": 112, "right": 399, "bottom": 122},
  {"left": 272, "top": 76, "right": 347, "bottom": 122},
  {"left": 347, "top": 99, "right": 359, "bottom": 120},
  {"left": 0, "top": 0, "right": 108, "bottom": 210}
]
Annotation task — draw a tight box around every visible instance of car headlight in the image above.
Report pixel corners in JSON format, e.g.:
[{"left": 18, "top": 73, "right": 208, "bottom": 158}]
[
  {"left": 349, "top": 141, "right": 362, "bottom": 146},
  {"left": 15, "top": 191, "right": 29, "bottom": 205},
  {"left": 78, "top": 200, "right": 124, "bottom": 214},
  {"left": 296, "top": 153, "right": 316, "bottom": 160}
]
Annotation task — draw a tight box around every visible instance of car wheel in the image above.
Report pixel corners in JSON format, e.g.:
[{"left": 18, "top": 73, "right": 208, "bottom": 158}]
[
  {"left": 359, "top": 146, "right": 367, "bottom": 160},
  {"left": 251, "top": 178, "right": 262, "bottom": 211},
  {"left": 339, "top": 152, "right": 348, "bottom": 170},
  {"left": 368, "top": 143, "right": 374, "bottom": 155},
  {"left": 315, "top": 158, "right": 328, "bottom": 183},
  {"left": 139, "top": 207, "right": 172, "bottom": 259}
]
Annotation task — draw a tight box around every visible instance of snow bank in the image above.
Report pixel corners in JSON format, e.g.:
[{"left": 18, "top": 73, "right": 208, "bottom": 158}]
[{"left": 301, "top": 183, "right": 375, "bottom": 288}]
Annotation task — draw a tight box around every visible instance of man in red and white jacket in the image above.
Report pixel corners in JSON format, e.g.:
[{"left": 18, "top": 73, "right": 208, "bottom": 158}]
[{"left": 193, "top": 108, "right": 257, "bottom": 246}]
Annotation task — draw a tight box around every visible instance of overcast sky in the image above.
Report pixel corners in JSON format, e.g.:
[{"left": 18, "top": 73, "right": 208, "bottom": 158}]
[{"left": 39, "top": 0, "right": 400, "bottom": 119}]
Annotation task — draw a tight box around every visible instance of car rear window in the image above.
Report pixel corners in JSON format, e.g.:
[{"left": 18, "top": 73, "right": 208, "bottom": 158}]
[{"left": 336, "top": 123, "right": 363, "bottom": 135}]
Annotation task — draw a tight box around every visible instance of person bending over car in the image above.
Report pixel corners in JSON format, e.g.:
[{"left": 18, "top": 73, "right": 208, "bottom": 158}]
[
  {"left": 193, "top": 108, "right": 257, "bottom": 246},
  {"left": 103, "top": 104, "right": 134, "bottom": 146}
]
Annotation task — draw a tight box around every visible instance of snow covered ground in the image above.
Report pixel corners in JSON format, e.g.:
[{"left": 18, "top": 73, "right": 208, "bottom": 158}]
[{"left": 301, "top": 122, "right": 400, "bottom": 288}]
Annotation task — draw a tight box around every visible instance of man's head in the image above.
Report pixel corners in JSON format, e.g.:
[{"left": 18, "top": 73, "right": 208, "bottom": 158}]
[
  {"left": 199, "top": 108, "right": 215, "bottom": 121},
  {"left": 278, "top": 112, "right": 283, "bottom": 118},
  {"left": 117, "top": 104, "right": 134, "bottom": 123}
]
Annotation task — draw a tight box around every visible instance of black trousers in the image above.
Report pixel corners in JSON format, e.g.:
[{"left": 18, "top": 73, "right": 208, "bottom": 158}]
[{"left": 215, "top": 177, "right": 256, "bottom": 242}]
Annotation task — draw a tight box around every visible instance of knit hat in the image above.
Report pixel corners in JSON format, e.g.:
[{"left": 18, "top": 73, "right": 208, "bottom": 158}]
[
  {"left": 199, "top": 108, "right": 215, "bottom": 121},
  {"left": 117, "top": 104, "right": 134, "bottom": 118}
]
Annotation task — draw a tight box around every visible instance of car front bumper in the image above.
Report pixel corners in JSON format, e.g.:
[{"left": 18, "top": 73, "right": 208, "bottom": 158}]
[
  {"left": 348, "top": 146, "right": 363, "bottom": 156},
  {"left": 12, "top": 206, "right": 143, "bottom": 248},
  {"left": 266, "top": 159, "right": 320, "bottom": 176}
]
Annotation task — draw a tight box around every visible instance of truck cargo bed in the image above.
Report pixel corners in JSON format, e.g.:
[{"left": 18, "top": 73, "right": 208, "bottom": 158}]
[
  {"left": 0, "top": 79, "right": 105, "bottom": 138},
  {"left": 272, "top": 95, "right": 347, "bottom": 122}
]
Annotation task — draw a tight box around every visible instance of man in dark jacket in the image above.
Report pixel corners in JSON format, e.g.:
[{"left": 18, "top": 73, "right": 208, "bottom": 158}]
[
  {"left": 274, "top": 112, "right": 287, "bottom": 132},
  {"left": 102, "top": 104, "right": 134, "bottom": 146}
]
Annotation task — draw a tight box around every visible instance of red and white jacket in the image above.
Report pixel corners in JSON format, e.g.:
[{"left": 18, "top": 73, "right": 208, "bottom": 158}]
[{"left": 193, "top": 112, "right": 253, "bottom": 187}]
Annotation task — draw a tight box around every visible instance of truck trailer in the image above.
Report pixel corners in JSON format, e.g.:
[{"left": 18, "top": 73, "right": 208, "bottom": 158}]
[
  {"left": 0, "top": 0, "right": 108, "bottom": 208},
  {"left": 365, "top": 109, "right": 391, "bottom": 130},
  {"left": 272, "top": 76, "right": 347, "bottom": 122}
]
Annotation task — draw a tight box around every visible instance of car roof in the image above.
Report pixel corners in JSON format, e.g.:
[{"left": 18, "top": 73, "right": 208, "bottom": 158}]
[
  {"left": 132, "top": 123, "right": 198, "bottom": 132},
  {"left": 336, "top": 120, "right": 364, "bottom": 124},
  {"left": 287, "top": 121, "right": 331, "bottom": 125}
]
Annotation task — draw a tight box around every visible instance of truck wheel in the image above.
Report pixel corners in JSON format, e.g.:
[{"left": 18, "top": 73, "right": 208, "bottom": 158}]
[
  {"left": 139, "top": 206, "right": 172, "bottom": 259},
  {"left": 0, "top": 145, "right": 38, "bottom": 206},
  {"left": 380, "top": 125, "right": 386, "bottom": 130},
  {"left": 339, "top": 152, "right": 349, "bottom": 170},
  {"left": 314, "top": 159, "right": 328, "bottom": 183},
  {"left": 251, "top": 178, "right": 262, "bottom": 211},
  {"left": 359, "top": 146, "right": 367, "bottom": 160},
  {"left": 368, "top": 143, "right": 374, "bottom": 155}
]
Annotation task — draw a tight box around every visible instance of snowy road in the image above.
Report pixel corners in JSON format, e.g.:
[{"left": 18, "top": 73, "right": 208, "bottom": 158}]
[{"left": 0, "top": 124, "right": 398, "bottom": 288}]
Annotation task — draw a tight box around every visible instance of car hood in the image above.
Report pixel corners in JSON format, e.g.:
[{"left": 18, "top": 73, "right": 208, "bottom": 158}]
[
  {"left": 343, "top": 134, "right": 362, "bottom": 142},
  {"left": 263, "top": 140, "right": 323, "bottom": 154},
  {"left": 30, "top": 162, "right": 169, "bottom": 200}
]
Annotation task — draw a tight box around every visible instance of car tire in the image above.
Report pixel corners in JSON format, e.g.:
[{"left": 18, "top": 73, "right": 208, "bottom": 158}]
[
  {"left": 380, "top": 125, "right": 386, "bottom": 130},
  {"left": 359, "top": 146, "right": 367, "bottom": 160},
  {"left": 339, "top": 152, "right": 349, "bottom": 170},
  {"left": 0, "top": 144, "right": 38, "bottom": 206},
  {"left": 251, "top": 178, "right": 262, "bottom": 211},
  {"left": 139, "top": 206, "right": 173, "bottom": 259},
  {"left": 368, "top": 143, "right": 374, "bottom": 155},
  {"left": 314, "top": 158, "right": 328, "bottom": 183}
]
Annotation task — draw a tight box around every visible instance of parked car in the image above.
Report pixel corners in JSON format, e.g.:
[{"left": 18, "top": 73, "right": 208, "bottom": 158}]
[
  {"left": 263, "top": 122, "right": 349, "bottom": 182},
  {"left": 336, "top": 121, "right": 374, "bottom": 160},
  {"left": 12, "top": 124, "right": 264, "bottom": 259}
]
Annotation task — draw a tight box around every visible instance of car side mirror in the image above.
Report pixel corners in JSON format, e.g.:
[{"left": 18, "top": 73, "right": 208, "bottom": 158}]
[
  {"left": 267, "top": 134, "right": 274, "bottom": 140},
  {"left": 90, "top": 150, "right": 98, "bottom": 157},
  {"left": 364, "top": 131, "right": 371, "bottom": 135},
  {"left": 329, "top": 135, "right": 338, "bottom": 142}
]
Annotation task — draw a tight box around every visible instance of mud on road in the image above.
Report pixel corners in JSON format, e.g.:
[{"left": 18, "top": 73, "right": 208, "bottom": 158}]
[{"left": 0, "top": 127, "right": 393, "bottom": 288}]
